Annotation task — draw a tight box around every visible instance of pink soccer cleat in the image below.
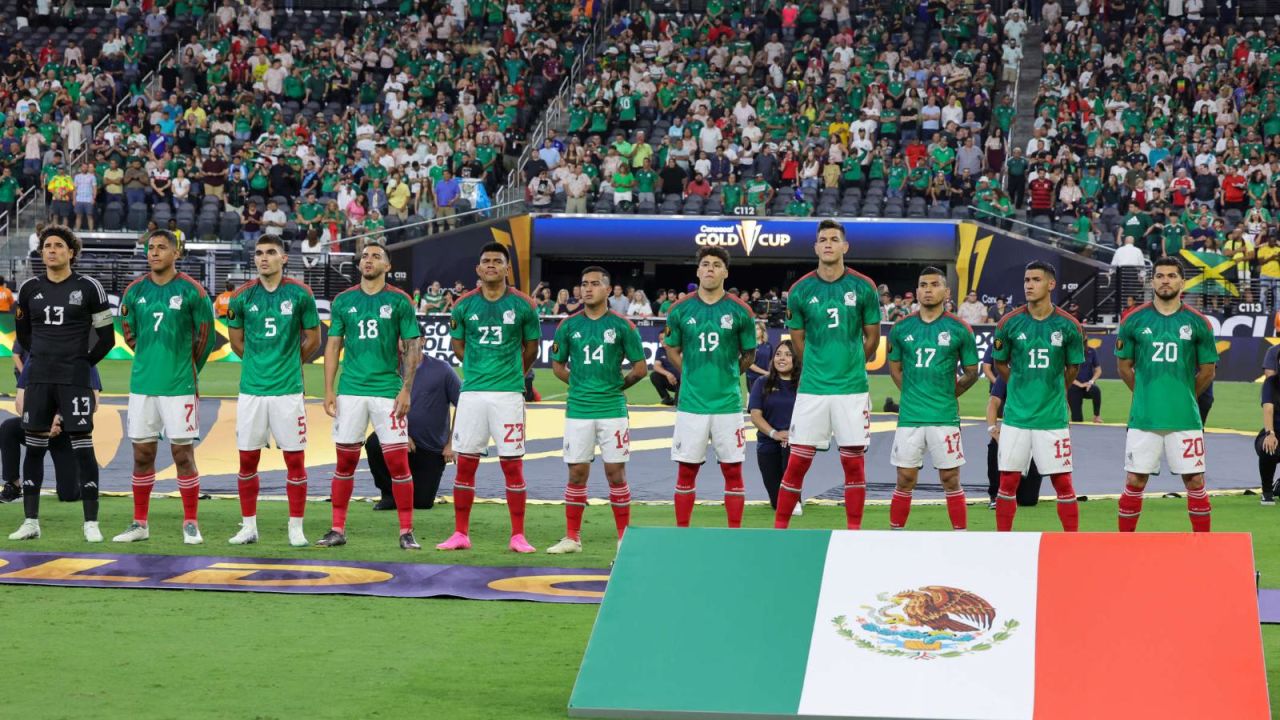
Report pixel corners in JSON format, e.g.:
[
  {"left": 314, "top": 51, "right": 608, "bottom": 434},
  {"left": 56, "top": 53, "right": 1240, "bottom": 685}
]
[
  {"left": 508, "top": 534, "right": 536, "bottom": 553},
  {"left": 435, "top": 532, "right": 472, "bottom": 551}
]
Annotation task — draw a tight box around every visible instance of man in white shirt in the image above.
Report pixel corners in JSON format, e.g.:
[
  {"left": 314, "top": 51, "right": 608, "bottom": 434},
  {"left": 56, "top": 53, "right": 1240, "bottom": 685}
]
[
  {"left": 698, "top": 123, "right": 723, "bottom": 155},
  {"left": 1111, "top": 235, "right": 1146, "bottom": 267},
  {"left": 957, "top": 292, "right": 989, "bottom": 325},
  {"left": 261, "top": 200, "right": 288, "bottom": 237}
]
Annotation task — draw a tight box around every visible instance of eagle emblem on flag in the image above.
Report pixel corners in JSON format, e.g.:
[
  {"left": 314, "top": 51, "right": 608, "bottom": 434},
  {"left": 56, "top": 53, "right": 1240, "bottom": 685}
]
[{"left": 833, "top": 586, "right": 1018, "bottom": 660}]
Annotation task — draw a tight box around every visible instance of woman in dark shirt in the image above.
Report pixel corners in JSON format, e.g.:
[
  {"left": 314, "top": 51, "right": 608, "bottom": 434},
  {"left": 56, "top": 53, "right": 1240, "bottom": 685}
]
[
  {"left": 745, "top": 322, "right": 773, "bottom": 389},
  {"left": 748, "top": 340, "right": 800, "bottom": 511},
  {"left": 1257, "top": 374, "right": 1280, "bottom": 504}
]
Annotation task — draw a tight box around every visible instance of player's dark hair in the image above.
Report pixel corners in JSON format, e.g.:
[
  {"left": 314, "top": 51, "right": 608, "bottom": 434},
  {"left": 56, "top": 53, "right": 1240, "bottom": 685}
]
[
  {"left": 40, "top": 224, "right": 81, "bottom": 262},
  {"left": 581, "top": 265, "right": 611, "bottom": 286},
  {"left": 696, "top": 245, "right": 730, "bottom": 267},
  {"left": 816, "top": 218, "right": 846, "bottom": 239},
  {"left": 919, "top": 265, "right": 946, "bottom": 280},
  {"left": 1024, "top": 260, "right": 1056, "bottom": 280},
  {"left": 1152, "top": 255, "right": 1185, "bottom": 277},
  {"left": 479, "top": 241, "right": 510, "bottom": 262},
  {"left": 144, "top": 228, "right": 183, "bottom": 257},
  {"left": 256, "top": 235, "right": 287, "bottom": 252},
  {"left": 763, "top": 339, "right": 801, "bottom": 396}
]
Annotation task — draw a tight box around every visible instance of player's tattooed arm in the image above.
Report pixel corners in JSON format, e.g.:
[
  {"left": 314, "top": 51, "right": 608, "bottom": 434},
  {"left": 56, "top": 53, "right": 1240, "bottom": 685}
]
[
  {"left": 955, "top": 364, "right": 980, "bottom": 397},
  {"left": 399, "top": 337, "right": 423, "bottom": 390},
  {"left": 1194, "top": 362, "right": 1216, "bottom": 398},
  {"left": 1116, "top": 357, "right": 1136, "bottom": 392}
]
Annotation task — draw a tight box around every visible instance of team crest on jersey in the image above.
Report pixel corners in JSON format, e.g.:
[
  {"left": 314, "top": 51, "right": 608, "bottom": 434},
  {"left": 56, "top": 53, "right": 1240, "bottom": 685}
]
[
  {"left": 68, "top": 290, "right": 82, "bottom": 306},
  {"left": 843, "top": 291, "right": 857, "bottom": 306},
  {"left": 1050, "top": 331, "right": 1063, "bottom": 347},
  {"left": 502, "top": 309, "right": 516, "bottom": 324},
  {"left": 379, "top": 304, "right": 393, "bottom": 319},
  {"left": 14, "top": 307, "right": 22, "bottom": 320},
  {"left": 1179, "top": 325, "right": 1192, "bottom": 340},
  {"left": 720, "top": 314, "right": 733, "bottom": 329},
  {"left": 280, "top": 300, "right": 294, "bottom": 315},
  {"left": 169, "top": 295, "right": 183, "bottom": 310},
  {"left": 603, "top": 328, "right": 617, "bottom": 344},
  {"left": 938, "top": 331, "right": 951, "bottom": 347},
  {"left": 551, "top": 342, "right": 560, "bottom": 355},
  {"left": 993, "top": 338, "right": 1002, "bottom": 350}
]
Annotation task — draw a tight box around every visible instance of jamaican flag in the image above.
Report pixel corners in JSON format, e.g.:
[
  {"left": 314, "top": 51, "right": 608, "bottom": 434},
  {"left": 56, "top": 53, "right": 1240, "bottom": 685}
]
[{"left": 1179, "top": 249, "right": 1238, "bottom": 297}]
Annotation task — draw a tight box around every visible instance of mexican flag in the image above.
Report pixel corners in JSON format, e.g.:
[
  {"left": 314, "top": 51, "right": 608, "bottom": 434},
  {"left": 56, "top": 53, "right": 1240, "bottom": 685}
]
[{"left": 571, "top": 529, "right": 1267, "bottom": 720}]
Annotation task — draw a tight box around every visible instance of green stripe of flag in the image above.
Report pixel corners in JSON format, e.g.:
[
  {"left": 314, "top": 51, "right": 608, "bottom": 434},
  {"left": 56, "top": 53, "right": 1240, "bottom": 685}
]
[{"left": 570, "top": 527, "right": 832, "bottom": 718}]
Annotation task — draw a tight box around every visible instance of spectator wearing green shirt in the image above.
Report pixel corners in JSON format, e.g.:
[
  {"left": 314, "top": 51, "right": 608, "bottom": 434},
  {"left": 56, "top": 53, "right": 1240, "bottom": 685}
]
[
  {"left": 745, "top": 171, "right": 774, "bottom": 217},
  {"left": 785, "top": 188, "right": 813, "bottom": 217},
  {"left": 721, "top": 173, "right": 744, "bottom": 212},
  {"left": 612, "top": 164, "right": 636, "bottom": 211},
  {"left": 634, "top": 157, "right": 658, "bottom": 206}
]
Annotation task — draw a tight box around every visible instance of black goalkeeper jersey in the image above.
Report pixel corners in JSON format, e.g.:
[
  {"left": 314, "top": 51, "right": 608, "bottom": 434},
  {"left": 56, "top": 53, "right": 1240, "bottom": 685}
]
[{"left": 17, "top": 271, "right": 111, "bottom": 387}]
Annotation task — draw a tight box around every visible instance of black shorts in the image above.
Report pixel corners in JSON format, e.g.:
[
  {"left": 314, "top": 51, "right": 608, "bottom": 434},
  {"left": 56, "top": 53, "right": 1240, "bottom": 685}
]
[{"left": 22, "top": 382, "right": 94, "bottom": 434}]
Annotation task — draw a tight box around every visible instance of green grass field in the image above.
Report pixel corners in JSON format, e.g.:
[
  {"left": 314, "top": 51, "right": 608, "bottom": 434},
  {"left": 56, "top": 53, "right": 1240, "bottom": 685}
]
[
  {"left": 2, "top": 496, "right": 1280, "bottom": 718},
  {"left": 5, "top": 358, "right": 1259, "bottom": 434},
  {"left": 0, "top": 358, "right": 1270, "bottom": 717}
]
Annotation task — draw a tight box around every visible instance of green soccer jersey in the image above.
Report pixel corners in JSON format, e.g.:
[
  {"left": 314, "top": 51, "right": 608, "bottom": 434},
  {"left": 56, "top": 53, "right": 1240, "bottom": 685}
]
[
  {"left": 662, "top": 293, "right": 756, "bottom": 415},
  {"left": 887, "top": 312, "right": 979, "bottom": 427},
  {"left": 1115, "top": 303, "right": 1218, "bottom": 431},
  {"left": 120, "top": 273, "right": 216, "bottom": 396},
  {"left": 550, "top": 310, "right": 645, "bottom": 419},
  {"left": 991, "top": 307, "right": 1086, "bottom": 430},
  {"left": 785, "top": 269, "right": 882, "bottom": 395},
  {"left": 449, "top": 288, "right": 541, "bottom": 393},
  {"left": 329, "top": 284, "right": 421, "bottom": 399},
  {"left": 226, "top": 278, "right": 320, "bottom": 396}
]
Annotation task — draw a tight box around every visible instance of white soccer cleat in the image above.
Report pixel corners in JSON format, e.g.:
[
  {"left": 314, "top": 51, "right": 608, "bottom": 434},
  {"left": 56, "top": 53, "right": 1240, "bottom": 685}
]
[
  {"left": 83, "top": 521, "right": 103, "bottom": 543},
  {"left": 8, "top": 518, "right": 40, "bottom": 540},
  {"left": 546, "top": 537, "right": 583, "bottom": 554},
  {"left": 287, "top": 520, "right": 308, "bottom": 548},
  {"left": 228, "top": 525, "right": 258, "bottom": 545},
  {"left": 183, "top": 521, "right": 204, "bottom": 545},
  {"left": 792, "top": 502, "right": 804, "bottom": 517},
  {"left": 112, "top": 522, "right": 149, "bottom": 543}
]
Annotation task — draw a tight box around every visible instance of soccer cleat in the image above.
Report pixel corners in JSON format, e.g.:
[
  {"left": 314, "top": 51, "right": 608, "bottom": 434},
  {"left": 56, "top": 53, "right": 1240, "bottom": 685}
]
[
  {"left": 399, "top": 532, "right": 421, "bottom": 550},
  {"left": 1263, "top": 498, "right": 1276, "bottom": 507},
  {"left": 112, "top": 522, "right": 149, "bottom": 543},
  {"left": 228, "top": 525, "right": 258, "bottom": 545},
  {"left": 0, "top": 481, "right": 19, "bottom": 503},
  {"left": 372, "top": 497, "right": 396, "bottom": 511},
  {"left": 435, "top": 532, "right": 471, "bottom": 551},
  {"left": 987, "top": 500, "right": 997, "bottom": 510},
  {"left": 287, "top": 522, "right": 308, "bottom": 548},
  {"left": 83, "top": 521, "right": 103, "bottom": 543},
  {"left": 8, "top": 518, "right": 40, "bottom": 540},
  {"left": 509, "top": 533, "right": 536, "bottom": 554},
  {"left": 546, "top": 537, "right": 582, "bottom": 554},
  {"left": 183, "top": 522, "right": 204, "bottom": 545},
  {"left": 315, "top": 530, "right": 347, "bottom": 547}
]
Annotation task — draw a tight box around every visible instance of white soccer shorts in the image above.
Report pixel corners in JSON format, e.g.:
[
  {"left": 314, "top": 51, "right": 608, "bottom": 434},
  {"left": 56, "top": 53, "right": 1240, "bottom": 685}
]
[
  {"left": 789, "top": 392, "right": 870, "bottom": 448},
  {"left": 237, "top": 393, "right": 307, "bottom": 452},
  {"left": 890, "top": 426, "right": 966, "bottom": 470},
  {"left": 670, "top": 411, "right": 746, "bottom": 464},
  {"left": 563, "top": 417, "right": 631, "bottom": 464},
  {"left": 452, "top": 391, "right": 526, "bottom": 457},
  {"left": 1124, "top": 428, "right": 1207, "bottom": 476},
  {"left": 332, "top": 395, "right": 406, "bottom": 445},
  {"left": 997, "top": 425, "right": 1073, "bottom": 475},
  {"left": 128, "top": 394, "right": 200, "bottom": 443}
]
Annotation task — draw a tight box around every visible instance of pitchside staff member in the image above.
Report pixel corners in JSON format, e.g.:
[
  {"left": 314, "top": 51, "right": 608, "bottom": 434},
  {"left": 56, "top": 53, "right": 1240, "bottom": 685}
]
[
  {"left": 367, "top": 353, "right": 460, "bottom": 510},
  {"left": 8, "top": 224, "right": 115, "bottom": 543},
  {"left": 1258, "top": 373, "right": 1280, "bottom": 505},
  {"left": 1068, "top": 343, "right": 1103, "bottom": 423}
]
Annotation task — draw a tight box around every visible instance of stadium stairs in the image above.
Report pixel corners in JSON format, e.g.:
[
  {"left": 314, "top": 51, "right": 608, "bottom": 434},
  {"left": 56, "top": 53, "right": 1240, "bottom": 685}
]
[{"left": 1008, "top": 22, "right": 1044, "bottom": 223}]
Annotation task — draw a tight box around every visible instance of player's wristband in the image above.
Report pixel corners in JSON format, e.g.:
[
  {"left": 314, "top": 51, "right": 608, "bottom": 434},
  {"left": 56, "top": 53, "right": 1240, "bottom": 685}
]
[
  {"left": 988, "top": 425, "right": 999, "bottom": 433},
  {"left": 768, "top": 429, "right": 778, "bottom": 440}
]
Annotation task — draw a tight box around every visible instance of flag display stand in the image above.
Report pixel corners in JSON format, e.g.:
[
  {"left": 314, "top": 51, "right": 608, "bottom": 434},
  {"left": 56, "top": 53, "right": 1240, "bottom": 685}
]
[{"left": 570, "top": 528, "right": 1268, "bottom": 720}]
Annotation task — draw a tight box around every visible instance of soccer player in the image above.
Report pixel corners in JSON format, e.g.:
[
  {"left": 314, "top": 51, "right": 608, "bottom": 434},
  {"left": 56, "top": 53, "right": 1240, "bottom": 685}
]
[
  {"left": 7, "top": 225, "right": 114, "bottom": 542},
  {"left": 113, "top": 229, "right": 215, "bottom": 544},
  {"left": 886, "top": 267, "right": 980, "bottom": 530},
  {"left": 990, "top": 260, "right": 1085, "bottom": 532},
  {"left": 1115, "top": 256, "right": 1218, "bottom": 532},
  {"left": 318, "top": 241, "right": 422, "bottom": 549},
  {"left": 546, "top": 266, "right": 647, "bottom": 553},
  {"left": 225, "top": 236, "right": 322, "bottom": 547},
  {"left": 774, "top": 219, "right": 881, "bottom": 529},
  {"left": 437, "top": 242, "right": 540, "bottom": 552},
  {"left": 663, "top": 246, "right": 756, "bottom": 528}
]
